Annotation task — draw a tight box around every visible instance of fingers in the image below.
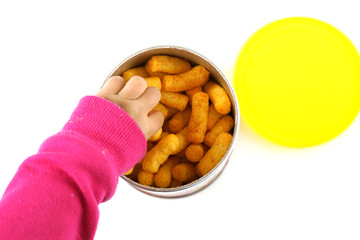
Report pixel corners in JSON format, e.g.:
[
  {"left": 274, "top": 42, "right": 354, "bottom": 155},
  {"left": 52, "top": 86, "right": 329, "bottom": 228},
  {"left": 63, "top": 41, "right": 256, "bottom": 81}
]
[
  {"left": 147, "top": 111, "right": 164, "bottom": 139},
  {"left": 137, "top": 86, "right": 161, "bottom": 113},
  {"left": 118, "top": 76, "right": 148, "bottom": 99},
  {"left": 97, "top": 76, "right": 126, "bottom": 95}
]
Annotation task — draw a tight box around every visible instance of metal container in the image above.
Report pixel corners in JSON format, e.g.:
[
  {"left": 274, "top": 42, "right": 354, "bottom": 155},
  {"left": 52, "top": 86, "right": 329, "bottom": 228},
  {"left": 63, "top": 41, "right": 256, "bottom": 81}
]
[{"left": 105, "top": 45, "right": 240, "bottom": 198}]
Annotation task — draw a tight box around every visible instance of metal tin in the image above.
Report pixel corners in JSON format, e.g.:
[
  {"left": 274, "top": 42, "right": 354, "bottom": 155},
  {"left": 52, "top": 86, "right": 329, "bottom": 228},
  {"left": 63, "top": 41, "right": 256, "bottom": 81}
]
[{"left": 105, "top": 45, "right": 240, "bottom": 198}]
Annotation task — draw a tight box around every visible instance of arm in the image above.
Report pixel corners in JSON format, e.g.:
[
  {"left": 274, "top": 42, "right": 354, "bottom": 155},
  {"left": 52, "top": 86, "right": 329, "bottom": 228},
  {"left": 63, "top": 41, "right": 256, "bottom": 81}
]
[{"left": 0, "top": 76, "right": 163, "bottom": 240}]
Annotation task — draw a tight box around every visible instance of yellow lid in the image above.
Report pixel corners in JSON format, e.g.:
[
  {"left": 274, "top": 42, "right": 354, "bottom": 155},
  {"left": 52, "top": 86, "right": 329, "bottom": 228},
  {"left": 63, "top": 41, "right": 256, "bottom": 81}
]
[{"left": 234, "top": 17, "right": 360, "bottom": 147}]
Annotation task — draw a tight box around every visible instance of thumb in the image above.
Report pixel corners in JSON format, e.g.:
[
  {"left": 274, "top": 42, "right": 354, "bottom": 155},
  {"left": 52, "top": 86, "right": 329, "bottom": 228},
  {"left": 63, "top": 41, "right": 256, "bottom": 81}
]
[{"left": 146, "top": 111, "right": 164, "bottom": 140}]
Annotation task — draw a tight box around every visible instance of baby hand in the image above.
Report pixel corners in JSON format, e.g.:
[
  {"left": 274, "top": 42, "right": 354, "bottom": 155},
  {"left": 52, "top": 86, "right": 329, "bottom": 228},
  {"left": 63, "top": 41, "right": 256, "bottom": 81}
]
[{"left": 96, "top": 76, "right": 164, "bottom": 140}]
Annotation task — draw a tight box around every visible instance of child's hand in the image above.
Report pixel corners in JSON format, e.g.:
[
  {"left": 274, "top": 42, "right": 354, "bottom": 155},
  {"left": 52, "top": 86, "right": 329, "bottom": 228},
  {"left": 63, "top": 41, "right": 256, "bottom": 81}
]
[{"left": 96, "top": 76, "right": 164, "bottom": 140}]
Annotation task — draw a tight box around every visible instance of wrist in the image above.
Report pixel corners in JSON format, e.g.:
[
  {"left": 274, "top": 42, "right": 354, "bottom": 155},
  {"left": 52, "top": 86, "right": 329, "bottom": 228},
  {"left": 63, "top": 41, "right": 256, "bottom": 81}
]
[{"left": 62, "top": 96, "right": 147, "bottom": 175}]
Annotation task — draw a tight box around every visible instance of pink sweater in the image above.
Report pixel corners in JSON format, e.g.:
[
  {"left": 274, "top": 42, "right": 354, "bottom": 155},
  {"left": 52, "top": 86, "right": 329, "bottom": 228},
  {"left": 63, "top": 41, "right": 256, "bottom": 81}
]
[{"left": 0, "top": 96, "right": 147, "bottom": 240}]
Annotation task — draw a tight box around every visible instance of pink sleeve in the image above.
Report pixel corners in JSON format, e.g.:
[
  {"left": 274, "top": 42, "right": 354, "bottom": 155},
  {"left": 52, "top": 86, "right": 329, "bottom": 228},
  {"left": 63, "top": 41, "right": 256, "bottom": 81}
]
[{"left": 0, "top": 96, "right": 147, "bottom": 240}]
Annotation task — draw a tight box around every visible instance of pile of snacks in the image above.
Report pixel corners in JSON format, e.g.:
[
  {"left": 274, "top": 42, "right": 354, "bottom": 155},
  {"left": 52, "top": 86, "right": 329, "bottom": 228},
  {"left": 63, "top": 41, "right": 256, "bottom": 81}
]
[{"left": 123, "top": 55, "right": 234, "bottom": 188}]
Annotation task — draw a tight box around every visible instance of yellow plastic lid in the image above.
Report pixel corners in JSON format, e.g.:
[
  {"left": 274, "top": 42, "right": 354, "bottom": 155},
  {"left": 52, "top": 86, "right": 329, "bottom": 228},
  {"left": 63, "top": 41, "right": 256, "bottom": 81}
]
[{"left": 234, "top": 17, "right": 360, "bottom": 147}]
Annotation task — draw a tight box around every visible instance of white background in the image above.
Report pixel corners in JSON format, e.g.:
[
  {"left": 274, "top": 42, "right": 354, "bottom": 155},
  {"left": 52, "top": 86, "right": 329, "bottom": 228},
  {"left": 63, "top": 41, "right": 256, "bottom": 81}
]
[{"left": 1, "top": 1, "right": 360, "bottom": 239}]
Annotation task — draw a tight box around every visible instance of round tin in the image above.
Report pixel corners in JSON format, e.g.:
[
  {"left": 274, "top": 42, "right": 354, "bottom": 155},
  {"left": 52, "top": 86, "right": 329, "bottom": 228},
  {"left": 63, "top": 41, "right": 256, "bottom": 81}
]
[{"left": 105, "top": 45, "right": 240, "bottom": 198}]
